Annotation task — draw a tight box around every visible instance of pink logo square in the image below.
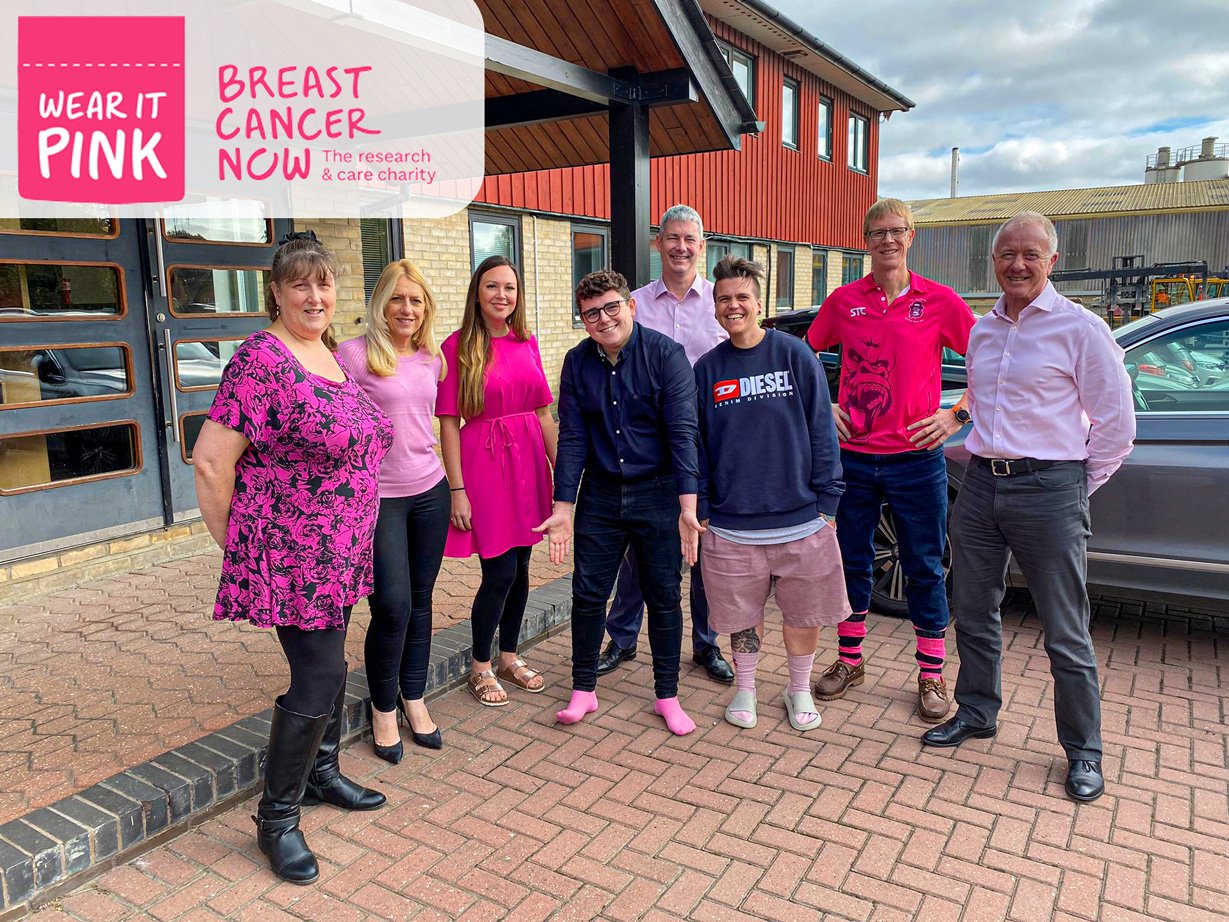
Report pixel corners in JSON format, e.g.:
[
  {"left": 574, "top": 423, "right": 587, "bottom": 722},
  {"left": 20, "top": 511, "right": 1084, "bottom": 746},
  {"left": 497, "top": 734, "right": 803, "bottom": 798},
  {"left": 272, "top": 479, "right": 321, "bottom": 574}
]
[{"left": 18, "top": 16, "right": 185, "bottom": 204}]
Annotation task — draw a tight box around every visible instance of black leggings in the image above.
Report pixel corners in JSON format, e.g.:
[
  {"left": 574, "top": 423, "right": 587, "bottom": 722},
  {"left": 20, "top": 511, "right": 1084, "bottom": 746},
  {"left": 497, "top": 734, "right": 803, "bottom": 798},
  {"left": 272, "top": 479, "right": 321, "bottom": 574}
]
[
  {"left": 365, "top": 480, "right": 450, "bottom": 711},
  {"left": 276, "top": 607, "right": 351, "bottom": 717},
  {"left": 471, "top": 546, "right": 532, "bottom": 662}
]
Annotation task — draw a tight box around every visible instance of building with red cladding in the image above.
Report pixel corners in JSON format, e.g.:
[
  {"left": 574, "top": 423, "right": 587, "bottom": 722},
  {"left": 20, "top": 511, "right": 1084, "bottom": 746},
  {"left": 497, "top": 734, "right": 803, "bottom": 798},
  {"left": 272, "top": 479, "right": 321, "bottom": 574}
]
[{"left": 474, "top": 0, "right": 913, "bottom": 312}]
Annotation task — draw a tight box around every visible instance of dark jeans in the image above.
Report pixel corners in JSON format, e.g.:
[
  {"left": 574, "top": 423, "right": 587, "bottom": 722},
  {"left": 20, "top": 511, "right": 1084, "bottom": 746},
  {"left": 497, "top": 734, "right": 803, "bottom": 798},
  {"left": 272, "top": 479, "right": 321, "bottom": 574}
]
[
  {"left": 365, "top": 478, "right": 450, "bottom": 711},
  {"left": 471, "top": 546, "right": 533, "bottom": 662},
  {"left": 606, "top": 548, "right": 718, "bottom": 653},
  {"left": 836, "top": 447, "right": 950, "bottom": 633},
  {"left": 950, "top": 460, "right": 1101, "bottom": 760},
  {"left": 571, "top": 475, "right": 683, "bottom": 699},
  {"left": 276, "top": 607, "right": 351, "bottom": 717}
]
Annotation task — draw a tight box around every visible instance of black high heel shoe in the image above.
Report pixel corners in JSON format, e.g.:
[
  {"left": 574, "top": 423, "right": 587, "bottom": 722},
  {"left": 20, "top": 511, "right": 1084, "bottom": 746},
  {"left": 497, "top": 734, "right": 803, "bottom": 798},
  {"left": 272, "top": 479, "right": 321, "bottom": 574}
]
[
  {"left": 397, "top": 697, "right": 443, "bottom": 750},
  {"left": 367, "top": 701, "right": 403, "bottom": 765}
]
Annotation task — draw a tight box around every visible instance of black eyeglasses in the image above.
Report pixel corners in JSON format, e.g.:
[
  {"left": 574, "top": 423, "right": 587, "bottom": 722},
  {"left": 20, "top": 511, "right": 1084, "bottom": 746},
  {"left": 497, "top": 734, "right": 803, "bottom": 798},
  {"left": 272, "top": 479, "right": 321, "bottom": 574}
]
[{"left": 580, "top": 299, "right": 625, "bottom": 324}]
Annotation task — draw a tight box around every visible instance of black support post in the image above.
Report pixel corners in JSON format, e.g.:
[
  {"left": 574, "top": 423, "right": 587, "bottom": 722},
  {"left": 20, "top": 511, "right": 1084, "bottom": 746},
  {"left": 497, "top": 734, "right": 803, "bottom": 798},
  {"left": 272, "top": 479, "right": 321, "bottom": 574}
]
[{"left": 608, "top": 69, "right": 651, "bottom": 290}]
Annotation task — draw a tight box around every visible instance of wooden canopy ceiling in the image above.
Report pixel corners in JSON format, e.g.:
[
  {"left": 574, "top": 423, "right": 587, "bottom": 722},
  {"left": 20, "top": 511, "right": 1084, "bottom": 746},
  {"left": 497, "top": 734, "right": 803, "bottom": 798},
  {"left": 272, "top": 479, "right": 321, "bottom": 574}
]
[{"left": 477, "top": 0, "right": 761, "bottom": 175}]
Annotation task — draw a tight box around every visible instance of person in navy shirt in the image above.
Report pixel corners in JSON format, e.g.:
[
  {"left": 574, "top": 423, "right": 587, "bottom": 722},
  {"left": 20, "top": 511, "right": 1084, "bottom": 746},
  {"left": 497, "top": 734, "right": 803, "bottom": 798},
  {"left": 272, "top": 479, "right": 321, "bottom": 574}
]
[
  {"left": 534, "top": 269, "right": 701, "bottom": 736},
  {"left": 689, "top": 257, "right": 849, "bottom": 732}
]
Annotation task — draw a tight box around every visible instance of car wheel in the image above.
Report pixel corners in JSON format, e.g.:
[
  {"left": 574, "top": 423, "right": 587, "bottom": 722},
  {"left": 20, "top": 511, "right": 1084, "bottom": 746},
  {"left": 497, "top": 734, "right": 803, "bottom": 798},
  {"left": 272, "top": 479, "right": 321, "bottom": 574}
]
[{"left": 869, "top": 500, "right": 954, "bottom": 618}]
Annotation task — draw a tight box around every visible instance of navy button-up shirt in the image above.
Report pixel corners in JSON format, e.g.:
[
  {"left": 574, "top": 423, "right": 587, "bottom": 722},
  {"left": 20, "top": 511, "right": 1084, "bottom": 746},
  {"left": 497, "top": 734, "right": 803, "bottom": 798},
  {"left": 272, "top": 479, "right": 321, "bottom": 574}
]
[{"left": 554, "top": 323, "right": 700, "bottom": 503}]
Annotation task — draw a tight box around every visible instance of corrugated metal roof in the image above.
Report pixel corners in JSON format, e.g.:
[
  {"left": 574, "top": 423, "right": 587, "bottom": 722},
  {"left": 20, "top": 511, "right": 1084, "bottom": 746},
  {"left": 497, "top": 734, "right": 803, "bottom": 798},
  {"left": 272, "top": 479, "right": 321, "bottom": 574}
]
[{"left": 910, "top": 179, "right": 1229, "bottom": 225}]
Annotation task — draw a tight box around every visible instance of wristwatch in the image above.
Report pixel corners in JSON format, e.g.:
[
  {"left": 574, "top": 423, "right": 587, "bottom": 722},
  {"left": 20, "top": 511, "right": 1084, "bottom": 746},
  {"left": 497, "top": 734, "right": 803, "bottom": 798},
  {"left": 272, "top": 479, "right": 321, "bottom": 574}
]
[{"left": 953, "top": 407, "right": 971, "bottom": 424}]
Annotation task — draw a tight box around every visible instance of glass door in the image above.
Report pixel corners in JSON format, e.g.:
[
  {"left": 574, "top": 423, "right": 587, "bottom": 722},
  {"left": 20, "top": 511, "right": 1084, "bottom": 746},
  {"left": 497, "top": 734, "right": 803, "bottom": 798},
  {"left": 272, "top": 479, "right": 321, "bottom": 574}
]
[{"left": 148, "top": 206, "right": 291, "bottom": 522}]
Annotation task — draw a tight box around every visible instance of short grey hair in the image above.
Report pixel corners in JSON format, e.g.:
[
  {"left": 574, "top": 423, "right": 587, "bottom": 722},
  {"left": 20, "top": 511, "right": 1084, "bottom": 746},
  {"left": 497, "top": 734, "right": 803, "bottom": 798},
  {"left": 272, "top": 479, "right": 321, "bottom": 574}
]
[
  {"left": 658, "top": 204, "right": 704, "bottom": 237},
  {"left": 993, "top": 211, "right": 1058, "bottom": 256}
]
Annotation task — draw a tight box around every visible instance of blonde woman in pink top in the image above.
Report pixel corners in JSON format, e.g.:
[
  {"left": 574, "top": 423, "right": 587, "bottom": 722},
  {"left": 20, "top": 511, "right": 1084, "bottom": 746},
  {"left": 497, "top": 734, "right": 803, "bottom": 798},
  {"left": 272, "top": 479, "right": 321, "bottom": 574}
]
[{"left": 337, "top": 259, "right": 449, "bottom": 764}]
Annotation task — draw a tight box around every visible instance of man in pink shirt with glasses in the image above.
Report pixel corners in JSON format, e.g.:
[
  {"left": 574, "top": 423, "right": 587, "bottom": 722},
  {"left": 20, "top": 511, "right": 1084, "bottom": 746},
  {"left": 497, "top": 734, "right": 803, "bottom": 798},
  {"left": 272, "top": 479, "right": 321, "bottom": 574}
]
[{"left": 922, "top": 211, "right": 1135, "bottom": 804}]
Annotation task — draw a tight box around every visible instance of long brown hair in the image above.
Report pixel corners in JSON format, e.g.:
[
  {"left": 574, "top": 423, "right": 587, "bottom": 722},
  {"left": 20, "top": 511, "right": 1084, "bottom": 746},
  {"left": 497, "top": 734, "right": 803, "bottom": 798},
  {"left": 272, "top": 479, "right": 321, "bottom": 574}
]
[
  {"left": 456, "top": 255, "right": 529, "bottom": 418},
  {"left": 264, "top": 233, "right": 340, "bottom": 351},
  {"left": 363, "top": 259, "right": 446, "bottom": 379}
]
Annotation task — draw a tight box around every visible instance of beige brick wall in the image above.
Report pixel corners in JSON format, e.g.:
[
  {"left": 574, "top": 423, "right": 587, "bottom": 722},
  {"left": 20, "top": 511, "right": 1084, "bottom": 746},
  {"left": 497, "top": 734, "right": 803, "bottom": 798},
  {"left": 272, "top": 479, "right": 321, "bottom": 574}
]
[
  {"left": 794, "top": 247, "right": 812, "bottom": 312},
  {"left": 302, "top": 218, "right": 367, "bottom": 340}
]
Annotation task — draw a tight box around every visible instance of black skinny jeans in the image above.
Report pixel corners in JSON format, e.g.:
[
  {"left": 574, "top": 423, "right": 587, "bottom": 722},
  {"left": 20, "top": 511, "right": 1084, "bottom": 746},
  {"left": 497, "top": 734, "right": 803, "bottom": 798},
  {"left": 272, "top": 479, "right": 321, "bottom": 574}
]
[
  {"left": 471, "top": 545, "right": 533, "bottom": 663},
  {"left": 276, "top": 607, "right": 351, "bottom": 717},
  {"left": 365, "top": 478, "right": 450, "bottom": 712}
]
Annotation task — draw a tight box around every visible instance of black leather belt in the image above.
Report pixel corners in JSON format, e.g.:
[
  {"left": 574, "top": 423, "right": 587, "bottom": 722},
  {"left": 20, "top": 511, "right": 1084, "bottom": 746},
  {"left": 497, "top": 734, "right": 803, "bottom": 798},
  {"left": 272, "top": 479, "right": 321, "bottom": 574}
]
[{"left": 972, "top": 455, "right": 1074, "bottom": 477}]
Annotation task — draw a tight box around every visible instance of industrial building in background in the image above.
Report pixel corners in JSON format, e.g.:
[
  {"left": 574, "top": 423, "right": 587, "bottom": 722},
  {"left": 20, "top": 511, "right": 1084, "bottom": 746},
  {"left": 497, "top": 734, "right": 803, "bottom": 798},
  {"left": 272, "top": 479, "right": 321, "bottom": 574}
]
[{"left": 909, "top": 138, "right": 1229, "bottom": 316}]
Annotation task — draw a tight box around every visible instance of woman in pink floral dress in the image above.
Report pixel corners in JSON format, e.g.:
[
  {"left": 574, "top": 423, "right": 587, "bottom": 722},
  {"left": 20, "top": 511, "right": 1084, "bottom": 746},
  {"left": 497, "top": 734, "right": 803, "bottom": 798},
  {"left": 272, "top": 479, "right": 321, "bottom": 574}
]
[
  {"left": 194, "top": 233, "right": 393, "bottom": 886},
  {"left": 438, "top": 255, "right": 557, "bottom": 708}
]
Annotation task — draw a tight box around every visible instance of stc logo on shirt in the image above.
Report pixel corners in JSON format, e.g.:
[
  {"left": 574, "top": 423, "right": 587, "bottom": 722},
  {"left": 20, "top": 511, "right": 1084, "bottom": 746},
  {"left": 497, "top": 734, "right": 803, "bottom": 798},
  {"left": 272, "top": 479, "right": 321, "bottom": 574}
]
[{"left": 713, "top": 371, "right": 795, "bottom": 405}]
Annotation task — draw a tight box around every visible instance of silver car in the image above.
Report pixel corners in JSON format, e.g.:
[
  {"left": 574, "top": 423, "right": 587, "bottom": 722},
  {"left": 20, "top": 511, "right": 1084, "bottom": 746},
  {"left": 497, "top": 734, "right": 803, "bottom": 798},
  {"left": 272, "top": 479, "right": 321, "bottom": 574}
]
[{"left": 869, "top": 299, "right": 1229, "bottom": 615}]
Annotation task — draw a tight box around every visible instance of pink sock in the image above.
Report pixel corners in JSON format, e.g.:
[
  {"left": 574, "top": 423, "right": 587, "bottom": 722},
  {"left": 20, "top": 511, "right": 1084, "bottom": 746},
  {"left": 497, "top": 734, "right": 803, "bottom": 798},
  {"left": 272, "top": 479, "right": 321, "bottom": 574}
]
[
  {"left": 838, "top": 612, "right": 868, "bottom": 666},
  {"left": 787, "top": 653, "right": 815, "bottom": 695},
  {"left": 730, "top": 652, "right": 758, "bottom": 724},
  {"left": 786, "top": 653, "right": 819, "bottom": 726},
  {"left": 915, "top": 632, "right": 946, "bottom": 680},
  {"left": 556, "top": 689, "right": 598, "bottom": 725},
  {"left": 653, "top": 697, "right": 696, "bottom": 735}
]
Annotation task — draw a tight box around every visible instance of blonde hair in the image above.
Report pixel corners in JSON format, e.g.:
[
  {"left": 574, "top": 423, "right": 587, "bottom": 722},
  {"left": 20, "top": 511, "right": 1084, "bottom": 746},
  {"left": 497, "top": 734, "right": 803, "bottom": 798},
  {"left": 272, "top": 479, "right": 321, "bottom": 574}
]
[
  {"left": 265, "top": 234, "right": 340, "bottom": 351},
  {"left": 863, "top": 198, "right": 914, "bottom": 236},
  {"left": 456, "top": 256, "right": 529, "bottom": 418},
  {"left": 362, "top": 259, "right": 446, "bottom": 379}
]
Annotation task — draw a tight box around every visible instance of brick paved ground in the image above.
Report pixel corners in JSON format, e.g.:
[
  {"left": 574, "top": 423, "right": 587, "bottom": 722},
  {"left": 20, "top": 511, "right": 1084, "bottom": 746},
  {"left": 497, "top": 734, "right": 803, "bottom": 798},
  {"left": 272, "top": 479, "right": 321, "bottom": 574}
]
[
  {"left": 0, "top": 549, "right": 570, "bottom": 824},
  {"left": 35, "top": 593, "right": 1229, "bottom": 922}
]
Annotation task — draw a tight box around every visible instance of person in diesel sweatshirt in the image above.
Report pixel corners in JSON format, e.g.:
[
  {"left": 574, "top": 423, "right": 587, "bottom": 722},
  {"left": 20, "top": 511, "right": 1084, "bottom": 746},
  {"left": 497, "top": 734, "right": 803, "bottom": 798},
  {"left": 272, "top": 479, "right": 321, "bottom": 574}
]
[{"left": 686, "top": 256, "right": 849, "bottom": 732}]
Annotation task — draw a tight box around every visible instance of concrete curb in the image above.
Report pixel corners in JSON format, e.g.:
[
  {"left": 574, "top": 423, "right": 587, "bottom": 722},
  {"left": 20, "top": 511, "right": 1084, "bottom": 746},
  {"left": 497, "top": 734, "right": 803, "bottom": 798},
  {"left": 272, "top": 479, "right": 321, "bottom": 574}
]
[{"left": 0, "top": 574, "right": 573, "bottom": 917}]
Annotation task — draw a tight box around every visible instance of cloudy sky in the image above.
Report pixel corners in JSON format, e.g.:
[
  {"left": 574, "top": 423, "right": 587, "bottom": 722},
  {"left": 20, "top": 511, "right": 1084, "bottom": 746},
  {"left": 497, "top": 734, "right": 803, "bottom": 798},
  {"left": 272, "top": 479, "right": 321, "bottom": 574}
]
[{"left": 769, "top": 0, "right": 1229, "bottom": 201}]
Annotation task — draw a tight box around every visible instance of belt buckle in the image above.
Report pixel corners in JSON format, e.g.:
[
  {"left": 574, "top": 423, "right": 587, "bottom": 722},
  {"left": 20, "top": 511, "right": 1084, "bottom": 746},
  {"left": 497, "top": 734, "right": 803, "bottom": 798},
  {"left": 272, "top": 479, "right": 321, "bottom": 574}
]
[{"left": 990, "top": 458, "right": 1011, "bottom": 477}]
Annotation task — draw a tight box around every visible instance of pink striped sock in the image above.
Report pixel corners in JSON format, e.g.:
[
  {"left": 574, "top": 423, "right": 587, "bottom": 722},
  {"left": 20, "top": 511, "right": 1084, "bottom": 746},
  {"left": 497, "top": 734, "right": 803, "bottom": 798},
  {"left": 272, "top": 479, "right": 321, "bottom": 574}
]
[
  {"left": 787, "top": 653, "right": 815, "bottom": 695},
  {"left": 915, "top": 632, "right": 946, "bottom": 680},
  {"left": 838, "top": 612, "right": 868, "bottom": 666}
]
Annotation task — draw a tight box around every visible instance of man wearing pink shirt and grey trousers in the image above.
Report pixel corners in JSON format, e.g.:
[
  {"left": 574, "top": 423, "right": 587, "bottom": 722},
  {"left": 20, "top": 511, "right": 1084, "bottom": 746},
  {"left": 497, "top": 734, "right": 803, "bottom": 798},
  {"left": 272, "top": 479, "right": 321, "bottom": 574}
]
[{"left": 922, "top": 212, "right": 1135, "bottom": 804}]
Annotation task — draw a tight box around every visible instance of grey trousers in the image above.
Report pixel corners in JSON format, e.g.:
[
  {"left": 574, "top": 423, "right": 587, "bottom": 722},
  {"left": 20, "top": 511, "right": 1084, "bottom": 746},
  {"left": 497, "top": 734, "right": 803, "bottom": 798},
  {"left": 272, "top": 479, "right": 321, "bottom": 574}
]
[{"left": 950, "top": 460, "right": 1101, "bottom": 761}]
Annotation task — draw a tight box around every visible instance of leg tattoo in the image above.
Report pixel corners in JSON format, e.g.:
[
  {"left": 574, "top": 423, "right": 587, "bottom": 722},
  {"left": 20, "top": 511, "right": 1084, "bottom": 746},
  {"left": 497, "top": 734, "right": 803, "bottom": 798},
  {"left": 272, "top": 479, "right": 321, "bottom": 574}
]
[{"left": 731, "top": 628, "right": 761, "bottom": 654}]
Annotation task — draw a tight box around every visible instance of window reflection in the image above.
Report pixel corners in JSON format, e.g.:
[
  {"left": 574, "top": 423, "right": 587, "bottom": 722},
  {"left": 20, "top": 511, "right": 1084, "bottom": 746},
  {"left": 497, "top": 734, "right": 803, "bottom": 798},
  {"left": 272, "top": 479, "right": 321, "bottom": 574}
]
[
  {"left": 0, "top": 345, "right": 130, "bottom": 407},
  {"left": 174, "top": 339, "right": 241, "bottom": 390},
  {"left": 163, "top": 200, "right": 271, "bottom": 243},
  {"left": 0, "top": 264, "right": 122, "bottom": 319},
  {"left": 0, "top": 217, "right": 115, "bottom": 236},
  {"left": 169, "top": 267, "right": 267, "bottom": 315},
  {"left": 0, "top": 423, "right": 138, "bottom": 492}
]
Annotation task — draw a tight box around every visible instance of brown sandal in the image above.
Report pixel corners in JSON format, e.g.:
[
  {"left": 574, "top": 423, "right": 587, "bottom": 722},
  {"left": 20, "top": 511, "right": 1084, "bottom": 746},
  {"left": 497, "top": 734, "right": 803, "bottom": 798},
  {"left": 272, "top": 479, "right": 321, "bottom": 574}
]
[
  {"left": 468, "top": 669, "right": 509, "bottom": 707},
  {"left": 496, "top": 659, "right": 546, "bottom": 693}
]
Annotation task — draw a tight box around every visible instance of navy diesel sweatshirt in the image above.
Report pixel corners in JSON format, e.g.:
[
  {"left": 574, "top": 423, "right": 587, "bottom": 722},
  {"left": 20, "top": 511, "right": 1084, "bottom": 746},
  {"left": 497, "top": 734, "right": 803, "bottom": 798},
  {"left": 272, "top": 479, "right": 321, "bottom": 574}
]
[{"left": 694, "top": 329, "right": 844, "bottom": 527}]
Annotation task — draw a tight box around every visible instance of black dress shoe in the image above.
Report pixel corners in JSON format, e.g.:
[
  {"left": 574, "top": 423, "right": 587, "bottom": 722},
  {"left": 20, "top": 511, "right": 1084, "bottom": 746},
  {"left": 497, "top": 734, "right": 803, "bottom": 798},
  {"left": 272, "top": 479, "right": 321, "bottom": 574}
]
[
  {"left": 596, "top": 640, "right": 637, "bottom": 676},
  {"left": 920, "top": 715, "right": 996, "bottom": 748},
  {"left": 692, "top": 647, "right": 735, "bottom": 684},
  {"left": 396, "top": 698, "right": 442, "bottom": 750},
  {"left": 1065, "top": 760, "right": 1104, "bottom": 802}
]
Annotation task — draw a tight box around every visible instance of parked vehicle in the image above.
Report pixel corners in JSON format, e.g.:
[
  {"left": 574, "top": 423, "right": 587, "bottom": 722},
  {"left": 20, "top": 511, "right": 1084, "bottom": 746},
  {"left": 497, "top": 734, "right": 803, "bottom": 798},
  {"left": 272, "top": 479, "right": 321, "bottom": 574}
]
[
  {"left": 762, "top": 306, "right": 969, "bottom": 395},
  {"left": 867, "top": 300, "right": 1229, "bottom": 616}
]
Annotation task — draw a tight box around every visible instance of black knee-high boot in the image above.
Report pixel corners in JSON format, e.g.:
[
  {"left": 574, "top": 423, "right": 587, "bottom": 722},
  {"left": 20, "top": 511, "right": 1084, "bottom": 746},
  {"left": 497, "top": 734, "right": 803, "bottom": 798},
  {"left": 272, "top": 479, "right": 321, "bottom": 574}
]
[
  {"left": 254, "top": 698, "right": 331, "bottom": 884},
  {"left": 303, "top": 670, "right": 386, "bottom": 811}
]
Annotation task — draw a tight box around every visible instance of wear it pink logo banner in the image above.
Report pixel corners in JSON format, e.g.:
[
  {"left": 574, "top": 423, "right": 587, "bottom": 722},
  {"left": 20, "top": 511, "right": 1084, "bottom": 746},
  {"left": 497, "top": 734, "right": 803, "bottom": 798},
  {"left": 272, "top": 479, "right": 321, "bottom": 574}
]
[{"left": 17, "top": 16, "right": 185, "bottom": 204}]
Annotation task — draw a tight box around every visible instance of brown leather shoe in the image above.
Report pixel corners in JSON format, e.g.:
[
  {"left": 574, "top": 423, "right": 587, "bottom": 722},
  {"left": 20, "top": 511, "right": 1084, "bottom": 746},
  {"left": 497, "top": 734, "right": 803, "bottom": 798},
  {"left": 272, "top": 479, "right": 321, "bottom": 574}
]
[
  {"left": 813, "top": 659, "right": 865, "bottom": 700},
  {"left": 917, "top": 677, "right": 951, "bottom": 723}
]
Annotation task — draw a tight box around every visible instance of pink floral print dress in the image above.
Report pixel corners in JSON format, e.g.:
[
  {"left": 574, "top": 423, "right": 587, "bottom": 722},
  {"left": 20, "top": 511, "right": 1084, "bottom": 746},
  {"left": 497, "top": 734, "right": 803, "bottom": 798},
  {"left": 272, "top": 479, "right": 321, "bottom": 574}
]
[{"left": 207, "top": 330, "right": 394, "bottom": 630}]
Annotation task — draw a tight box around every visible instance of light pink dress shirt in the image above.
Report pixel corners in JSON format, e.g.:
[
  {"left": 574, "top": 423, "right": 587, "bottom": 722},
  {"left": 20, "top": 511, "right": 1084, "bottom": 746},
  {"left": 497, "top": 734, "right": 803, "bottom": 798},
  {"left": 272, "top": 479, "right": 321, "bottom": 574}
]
[
  {"left": 631, "top": 274, "right": 727, "bottom": 366},
  {"left": 964, "top": 283, "right": 1135, "bottom": 493}
]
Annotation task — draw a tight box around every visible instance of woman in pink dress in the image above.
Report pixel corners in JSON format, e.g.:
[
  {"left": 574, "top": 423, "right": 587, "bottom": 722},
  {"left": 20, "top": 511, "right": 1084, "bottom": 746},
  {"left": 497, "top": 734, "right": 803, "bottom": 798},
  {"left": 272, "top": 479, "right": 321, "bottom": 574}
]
[
  {"left": 194, "top": 233, "right": 393, "bottom": 885},
  {"left": 438, "top": 255, "right": 557, "bottom": 707}
]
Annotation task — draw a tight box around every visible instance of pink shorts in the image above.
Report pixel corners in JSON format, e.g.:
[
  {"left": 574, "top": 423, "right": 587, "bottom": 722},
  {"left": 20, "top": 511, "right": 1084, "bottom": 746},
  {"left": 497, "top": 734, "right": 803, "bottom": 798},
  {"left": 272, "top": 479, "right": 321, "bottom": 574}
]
[{"left": 700, "top": 525, "right": 850, "bottom": 634}]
